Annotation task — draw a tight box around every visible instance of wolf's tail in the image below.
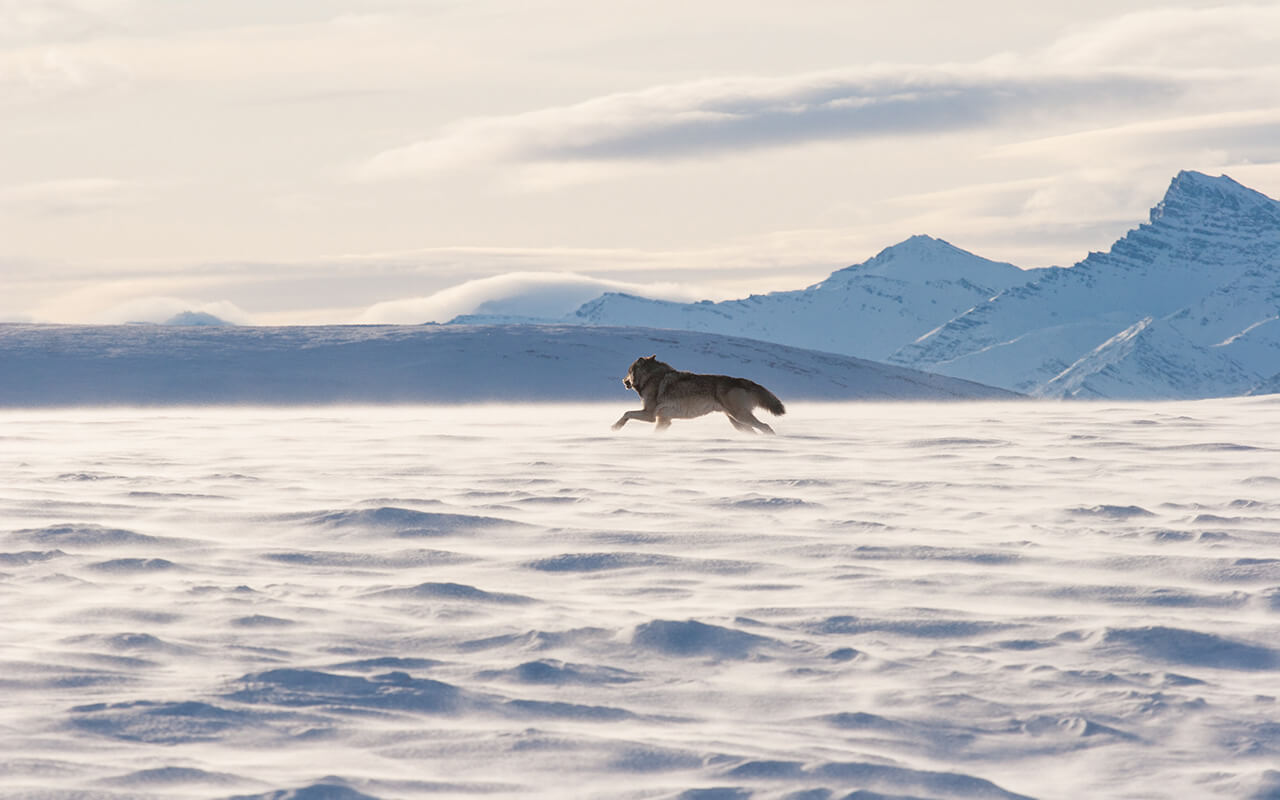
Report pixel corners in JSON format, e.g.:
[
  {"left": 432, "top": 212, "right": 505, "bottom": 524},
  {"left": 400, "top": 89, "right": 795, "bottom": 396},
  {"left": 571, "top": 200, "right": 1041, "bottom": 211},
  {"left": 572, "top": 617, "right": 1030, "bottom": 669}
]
[{"left": 748, "top": 382, "right": 786, "bottom": 416}]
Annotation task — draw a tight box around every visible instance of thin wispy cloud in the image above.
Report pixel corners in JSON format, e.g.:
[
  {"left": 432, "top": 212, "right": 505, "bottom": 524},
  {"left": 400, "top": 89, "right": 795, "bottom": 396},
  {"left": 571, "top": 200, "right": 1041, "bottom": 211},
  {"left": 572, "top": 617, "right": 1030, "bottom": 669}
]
[
  {"left": 0, "top": 177, "right": 139, "bottom": 215},
  {"left": 1045, "top": 4, "right": 1280, "bottom": 68},
  {"left": 357, "top": 4, "right": 1279, "bottom": 186},
  {"left": 995, "top": 109, "right": 1280, "bottom": 167},
  {"left": 0, "top": 0, "right": 135, "bottom": 44},
  {"left": 0, "top": 46, "right": 128, "bottom": 102},
  {"left": 356, "top": 65, "right": 1183, "bottom": 180}
]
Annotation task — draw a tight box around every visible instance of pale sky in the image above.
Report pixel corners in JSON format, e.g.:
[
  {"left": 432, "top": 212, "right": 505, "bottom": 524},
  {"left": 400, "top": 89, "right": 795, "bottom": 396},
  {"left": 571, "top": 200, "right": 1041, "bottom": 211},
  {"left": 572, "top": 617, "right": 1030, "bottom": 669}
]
[{"left": 3, "top": 0, "right": 1279, "bottom": 324}]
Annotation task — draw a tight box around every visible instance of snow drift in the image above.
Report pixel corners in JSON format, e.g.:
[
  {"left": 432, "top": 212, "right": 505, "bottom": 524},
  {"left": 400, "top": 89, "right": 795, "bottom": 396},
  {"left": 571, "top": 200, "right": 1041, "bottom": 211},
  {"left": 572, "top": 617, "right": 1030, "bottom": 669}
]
[{"left": 3, "top": 400, "right": 1280, "bottom": 798}]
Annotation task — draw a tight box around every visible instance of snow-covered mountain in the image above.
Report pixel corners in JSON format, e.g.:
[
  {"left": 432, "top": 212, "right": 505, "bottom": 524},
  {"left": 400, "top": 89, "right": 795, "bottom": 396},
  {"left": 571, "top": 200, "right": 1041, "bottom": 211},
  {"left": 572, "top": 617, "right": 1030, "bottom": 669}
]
[
  {"left": 0, "top": 323, "right": 1017, "bottom": 406},
  {"left": 893, "top": 171, "right": 1280, "bottom": 397},
  {"left": 554, "top": 235, "right": 1041, "bottom": 362},
  {"left": 1036, "top": 317, "right": 1260, "bottom": 399},
  {"left": 518, "top": 171, "right": 1278, "bottom": 399},
  {"left": 1251, "top": 371, "right": 1280, "bottom": 395}
]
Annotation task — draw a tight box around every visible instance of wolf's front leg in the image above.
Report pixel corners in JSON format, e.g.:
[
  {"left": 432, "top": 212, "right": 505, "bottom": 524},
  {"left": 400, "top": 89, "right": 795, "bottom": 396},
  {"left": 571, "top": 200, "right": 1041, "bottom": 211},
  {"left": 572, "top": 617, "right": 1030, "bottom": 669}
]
[{"left": 612, "top": 408, "right": 656, "bottom": 430}]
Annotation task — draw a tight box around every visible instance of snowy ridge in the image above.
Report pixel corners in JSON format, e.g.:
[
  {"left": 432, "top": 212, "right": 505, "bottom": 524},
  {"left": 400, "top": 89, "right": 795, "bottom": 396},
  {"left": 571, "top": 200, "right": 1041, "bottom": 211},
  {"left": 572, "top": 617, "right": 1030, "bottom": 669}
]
[
  {"left": 567, "top": 235, "right": 1038, "bottom": 362},
  {"left": 1038, "top": 317, "right": 1258, "bottom": 399},
  {"left": 891, "top": 172, "right": 1280, "bottom": 397},
  {"left": 1250, "top": 371, "right": 1280, "bottom": 395},
  {"left": 0, "top": 323, "right": 1017, "bottom": 407},
  {"left": 526, "top": 172, "right": 1280, "bottom": 399}
]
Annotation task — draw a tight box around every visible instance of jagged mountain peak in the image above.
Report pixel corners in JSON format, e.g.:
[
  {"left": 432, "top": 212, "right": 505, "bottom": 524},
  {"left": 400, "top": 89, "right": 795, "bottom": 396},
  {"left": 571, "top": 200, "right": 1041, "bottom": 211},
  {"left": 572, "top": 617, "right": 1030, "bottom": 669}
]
[
  {"left": 892, "top": 170, "right": 1280, "bottom": 398},
  {"left": 1151, "top": 170, "right": 1280, "bottom": 225}
]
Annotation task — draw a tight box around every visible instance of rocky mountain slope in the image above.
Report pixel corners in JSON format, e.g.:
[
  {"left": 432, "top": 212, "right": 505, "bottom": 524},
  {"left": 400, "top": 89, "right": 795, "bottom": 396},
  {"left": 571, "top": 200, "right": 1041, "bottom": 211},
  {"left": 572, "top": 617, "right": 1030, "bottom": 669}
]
[
  {"left": 562, "top": 236, "right": 1042, "bottom": 362},
  {"left": 530, "top": 172, "right": 1280, "bottom": 399},
  {"left": 893, "top": 171, "right": 1280, "bottom": 397}
]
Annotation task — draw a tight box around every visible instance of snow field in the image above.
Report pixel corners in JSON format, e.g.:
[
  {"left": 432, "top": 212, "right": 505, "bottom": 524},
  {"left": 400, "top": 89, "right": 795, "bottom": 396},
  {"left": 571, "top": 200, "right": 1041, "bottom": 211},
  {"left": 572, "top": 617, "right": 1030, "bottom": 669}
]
[{"left": 1, "top": 401, "right": 1279, "bottom": 799}]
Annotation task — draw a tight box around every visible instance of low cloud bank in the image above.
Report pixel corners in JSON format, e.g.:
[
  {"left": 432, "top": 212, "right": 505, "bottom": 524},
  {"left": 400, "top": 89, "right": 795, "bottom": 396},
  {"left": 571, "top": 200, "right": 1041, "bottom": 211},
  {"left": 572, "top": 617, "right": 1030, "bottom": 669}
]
[
  {"left": 356, "top": 271, "right": 708, "bottom": 324},
  {"left": 91, "top": 297, "right": 253, "bottom": 326}
]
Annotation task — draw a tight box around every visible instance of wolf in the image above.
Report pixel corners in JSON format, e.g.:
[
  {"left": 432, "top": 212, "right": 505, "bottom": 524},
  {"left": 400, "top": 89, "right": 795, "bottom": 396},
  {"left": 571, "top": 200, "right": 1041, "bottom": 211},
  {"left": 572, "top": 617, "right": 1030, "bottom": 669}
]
[{"left": 612, "top": 355, "right": 786, "bottom": 434}]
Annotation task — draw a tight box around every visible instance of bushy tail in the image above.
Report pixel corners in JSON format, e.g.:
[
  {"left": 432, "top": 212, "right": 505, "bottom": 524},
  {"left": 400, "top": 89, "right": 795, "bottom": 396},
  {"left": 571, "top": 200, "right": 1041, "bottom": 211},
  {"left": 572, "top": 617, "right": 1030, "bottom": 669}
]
[{"left": 749, "top": 382, "right": 786, "bottom": 416}]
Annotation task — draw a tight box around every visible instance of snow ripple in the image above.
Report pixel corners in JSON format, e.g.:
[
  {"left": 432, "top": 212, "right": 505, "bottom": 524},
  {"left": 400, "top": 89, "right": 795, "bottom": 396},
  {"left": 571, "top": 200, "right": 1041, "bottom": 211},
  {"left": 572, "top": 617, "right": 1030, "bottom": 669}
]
[{"left": 1, "top": 401, "right": 1279, "bottom": 799}]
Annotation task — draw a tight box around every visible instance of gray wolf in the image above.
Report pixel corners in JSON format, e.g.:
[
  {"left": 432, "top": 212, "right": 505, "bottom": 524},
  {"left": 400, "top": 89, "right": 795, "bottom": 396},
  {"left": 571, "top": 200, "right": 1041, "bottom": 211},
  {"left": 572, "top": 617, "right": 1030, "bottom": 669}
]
[{"left": 612, "top": 355, "right": 786, "bottom": 434}]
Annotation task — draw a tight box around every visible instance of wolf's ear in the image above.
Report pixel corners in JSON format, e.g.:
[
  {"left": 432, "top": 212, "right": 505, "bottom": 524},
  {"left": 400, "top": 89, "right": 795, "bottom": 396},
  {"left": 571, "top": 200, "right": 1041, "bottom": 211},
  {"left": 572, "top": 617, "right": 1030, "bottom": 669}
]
[{"left": 646, "top": 354, "right": 656, "bottom": 360}]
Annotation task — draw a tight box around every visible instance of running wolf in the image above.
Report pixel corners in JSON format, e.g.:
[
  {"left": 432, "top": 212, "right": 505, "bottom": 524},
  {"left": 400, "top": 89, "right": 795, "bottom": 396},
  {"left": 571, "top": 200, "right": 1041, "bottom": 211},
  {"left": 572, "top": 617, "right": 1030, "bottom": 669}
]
[{"left": 612, "top": 355, "right": 786, "bottom": 434}]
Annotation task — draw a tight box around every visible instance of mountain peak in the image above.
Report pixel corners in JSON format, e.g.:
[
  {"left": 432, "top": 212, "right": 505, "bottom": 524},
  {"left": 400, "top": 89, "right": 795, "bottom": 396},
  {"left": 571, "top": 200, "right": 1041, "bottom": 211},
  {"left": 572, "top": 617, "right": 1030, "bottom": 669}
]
[
  {"left": 1151, "top": 170, "right": 1279, "bottom": 224},
  {"left": 902, "top": 233, "right": 944, "bottom": 245},
  {"left": 832, "top": 234, "right": 1024, "bottom": 285},
  {"left": 882, "top": 234, "right": 961, "bottom": 256},
  {"left": 164, "top": 311, "right": 235, "bottom": 327}
]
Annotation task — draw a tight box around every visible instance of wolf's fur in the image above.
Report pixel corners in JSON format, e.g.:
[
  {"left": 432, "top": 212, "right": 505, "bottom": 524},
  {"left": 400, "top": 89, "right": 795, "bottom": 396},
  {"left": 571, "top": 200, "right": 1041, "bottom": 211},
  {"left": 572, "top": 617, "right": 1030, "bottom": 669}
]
[{"left": 612, "top": 355, "right": 786, "bottom": 434}]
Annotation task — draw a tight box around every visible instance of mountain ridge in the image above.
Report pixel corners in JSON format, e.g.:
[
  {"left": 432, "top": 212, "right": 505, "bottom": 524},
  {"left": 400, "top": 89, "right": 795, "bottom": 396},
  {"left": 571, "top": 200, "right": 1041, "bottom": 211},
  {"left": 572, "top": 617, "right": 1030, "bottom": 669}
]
[
  {"left": 558, "top": 234, "right": 1041, "bottom": 363},
  {"left": 893, "top": 171, "right": 1280, "bottom": 397},
  {"left": 0, "top": 323, "right": 1019, "bottom": 407},
  {"left": 486, "top": 171, "right": 1279, "bottom": 399}
]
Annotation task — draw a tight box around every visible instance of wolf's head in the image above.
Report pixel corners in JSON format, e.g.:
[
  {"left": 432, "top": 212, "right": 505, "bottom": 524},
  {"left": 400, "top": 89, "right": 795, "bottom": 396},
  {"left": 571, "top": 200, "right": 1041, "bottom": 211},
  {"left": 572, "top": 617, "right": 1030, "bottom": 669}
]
[{"left": 623, "top": 355, "right": 668, "bottom": 391}]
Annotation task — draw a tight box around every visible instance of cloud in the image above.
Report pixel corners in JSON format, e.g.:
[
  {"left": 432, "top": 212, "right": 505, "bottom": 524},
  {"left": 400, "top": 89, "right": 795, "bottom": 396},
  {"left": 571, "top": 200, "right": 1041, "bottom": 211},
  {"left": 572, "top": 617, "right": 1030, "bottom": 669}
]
[
  {"left": 1045, "top": 5, "right": 1280, "bottom": 69},
  {"left": 354, "top": 64, "right": 1182, "bottom": 181},
  {"left": 91, "top": 297, "right": 253, "bottom": 325},
  {"left": 356, "top": 271, "right": 709, "bottom": 324},
  {"left": 0, "top": 0, "right": 135, "bottom": 44},
  {"left": 354, "top": 5, "right": 1280, "bottom": 186},
  {"left": 0, "top": 46, "right": 129, "bottom": 103},
  {"left": 0, "top": 178, "right": 139, "bottom": 216},
  {"left": 994, "top": 109, "right": 1280, "bottom": 178}
]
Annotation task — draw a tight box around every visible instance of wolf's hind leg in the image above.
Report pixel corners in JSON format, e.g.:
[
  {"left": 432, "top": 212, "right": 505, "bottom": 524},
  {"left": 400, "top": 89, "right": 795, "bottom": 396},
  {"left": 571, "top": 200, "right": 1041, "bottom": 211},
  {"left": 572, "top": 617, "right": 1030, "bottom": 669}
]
[
  {"left": 738, "top": 410, "right": 774, "bottom": 434},
  {"left": 726, "top": 414, "right": 756, "bottom": 433}
]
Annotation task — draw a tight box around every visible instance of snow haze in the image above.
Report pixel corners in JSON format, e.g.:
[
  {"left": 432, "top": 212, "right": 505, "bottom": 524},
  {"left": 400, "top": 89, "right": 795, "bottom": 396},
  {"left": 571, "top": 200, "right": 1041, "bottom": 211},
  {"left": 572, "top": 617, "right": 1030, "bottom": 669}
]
[{"left": 3, "top": 400, "right": 1279, "bottom": 798}]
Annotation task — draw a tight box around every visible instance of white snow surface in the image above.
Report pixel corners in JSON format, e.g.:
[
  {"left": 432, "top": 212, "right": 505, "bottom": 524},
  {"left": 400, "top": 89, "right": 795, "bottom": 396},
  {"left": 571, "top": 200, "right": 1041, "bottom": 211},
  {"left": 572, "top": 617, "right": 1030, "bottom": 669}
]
[
  {"left": 3, "top": 400, "right": 1280, "bottom": 799},
  {"left": 0, "top": 323, "right": 1016, "bottom": 406}
]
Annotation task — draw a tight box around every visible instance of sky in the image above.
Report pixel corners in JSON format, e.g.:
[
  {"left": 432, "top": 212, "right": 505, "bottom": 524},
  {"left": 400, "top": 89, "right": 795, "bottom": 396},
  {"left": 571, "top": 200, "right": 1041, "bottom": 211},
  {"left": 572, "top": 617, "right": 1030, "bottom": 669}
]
[{"left": 2, "top": 0, "right": 1279, "bottom": 325}]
